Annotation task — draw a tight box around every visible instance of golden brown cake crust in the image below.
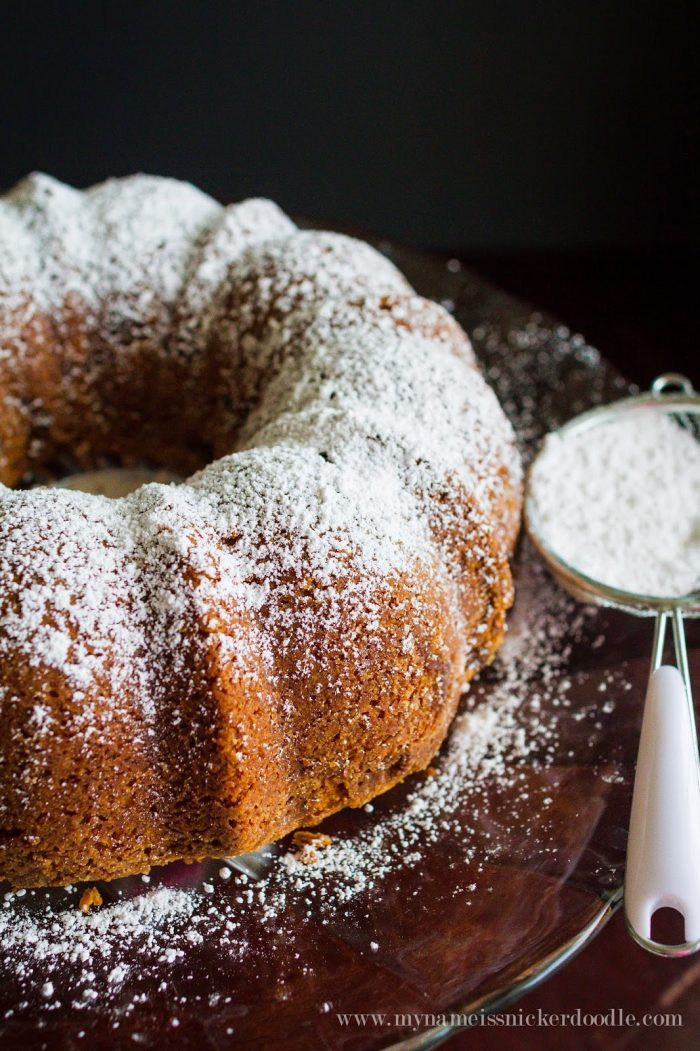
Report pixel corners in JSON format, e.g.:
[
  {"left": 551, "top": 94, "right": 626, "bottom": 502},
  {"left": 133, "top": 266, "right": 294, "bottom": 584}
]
[{"left": 0, "top": 175, "right": 522, "bottom": 888}]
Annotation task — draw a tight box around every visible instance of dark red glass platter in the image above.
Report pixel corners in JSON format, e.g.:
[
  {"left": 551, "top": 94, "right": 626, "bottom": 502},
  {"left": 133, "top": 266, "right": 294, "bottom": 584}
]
[{"left": 1, "top": 243, "right": 697, "bottom": 1051}]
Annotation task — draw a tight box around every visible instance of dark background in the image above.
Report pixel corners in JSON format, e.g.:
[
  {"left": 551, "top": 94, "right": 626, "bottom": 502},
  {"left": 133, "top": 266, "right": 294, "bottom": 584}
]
[{"left": 1, "top": 2, "right": 697, "bottom": 379}]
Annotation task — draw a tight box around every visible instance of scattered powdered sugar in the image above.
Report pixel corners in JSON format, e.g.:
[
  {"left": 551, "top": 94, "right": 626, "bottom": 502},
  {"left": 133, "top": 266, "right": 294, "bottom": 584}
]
[
  {"left": 0, "top": 888, "right": 196, "bottom": 968},
  {"left": 528, "top": 410, "right": 700, "bottom": 598},
  {"left": 470, "top": 314, "right": 626, "bottom": 461},
  {"left": 0, "top": 538, "right": 612, "bottom": 1017}
]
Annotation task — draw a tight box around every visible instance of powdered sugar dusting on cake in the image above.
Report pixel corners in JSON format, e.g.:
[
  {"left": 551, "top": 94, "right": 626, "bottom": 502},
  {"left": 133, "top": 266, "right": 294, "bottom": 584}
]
[
  {"left": 1, "top": 175, "right": 95, "bottom": 312},
  {"left": 175, "top": 197, "right": 296, "bottom": 355},
  {"left": 0, "top": 174, "right": 519, "bottom": 720},
  {"left": 241, "top": 298, "right": 520, "bottom": 547}
]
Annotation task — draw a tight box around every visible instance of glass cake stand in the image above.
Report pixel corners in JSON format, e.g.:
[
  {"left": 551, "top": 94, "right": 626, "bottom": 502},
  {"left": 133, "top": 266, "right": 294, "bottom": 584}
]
[{"left": 1, "top": 242, "right": 696, "bottom": 1051}]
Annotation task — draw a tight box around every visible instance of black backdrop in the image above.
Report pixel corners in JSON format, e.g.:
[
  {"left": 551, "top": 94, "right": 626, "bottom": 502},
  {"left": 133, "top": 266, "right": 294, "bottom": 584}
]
[{"left": 1, "top": 1, "right": 696, "bottom": 252}]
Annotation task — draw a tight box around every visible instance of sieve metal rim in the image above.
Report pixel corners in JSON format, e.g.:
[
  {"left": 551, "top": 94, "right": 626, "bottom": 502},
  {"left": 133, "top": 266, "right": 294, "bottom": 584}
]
[{"left": 523, "top": 376, "right": 700, "bottom": 617}]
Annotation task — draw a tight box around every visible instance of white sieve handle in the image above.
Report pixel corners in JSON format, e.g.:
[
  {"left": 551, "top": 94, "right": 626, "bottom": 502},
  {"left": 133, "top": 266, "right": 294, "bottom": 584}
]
[{"left": 625, "top": 665, "right": 700, "bottom": 954}]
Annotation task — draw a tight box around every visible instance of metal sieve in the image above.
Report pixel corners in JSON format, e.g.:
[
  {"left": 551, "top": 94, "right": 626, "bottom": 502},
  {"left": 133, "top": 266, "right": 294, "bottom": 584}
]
[{"left": 524, "top": 373, "right": 700, "bottom": 957}]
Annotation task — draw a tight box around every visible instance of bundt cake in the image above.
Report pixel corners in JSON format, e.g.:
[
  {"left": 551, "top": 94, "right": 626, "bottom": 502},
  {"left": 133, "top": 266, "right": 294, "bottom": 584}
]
[{"left": 0, "top": 174, "right": 522, "bottom": 889}]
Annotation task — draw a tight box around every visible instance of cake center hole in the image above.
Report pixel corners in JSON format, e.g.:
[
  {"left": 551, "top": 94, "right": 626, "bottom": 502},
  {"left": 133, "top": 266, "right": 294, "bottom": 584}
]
[{"left": 34, "top": 467, "right": 184, "bottom": 499}]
